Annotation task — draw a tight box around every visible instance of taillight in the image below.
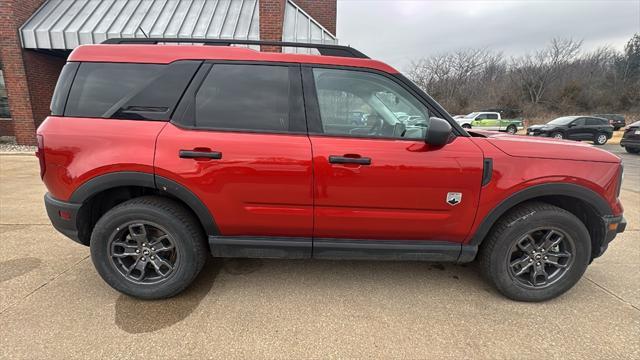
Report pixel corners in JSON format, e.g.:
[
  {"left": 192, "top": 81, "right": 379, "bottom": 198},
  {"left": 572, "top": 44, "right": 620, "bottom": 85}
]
[{"left": 36, "top": 134, "right": 46, "bottom": 178}]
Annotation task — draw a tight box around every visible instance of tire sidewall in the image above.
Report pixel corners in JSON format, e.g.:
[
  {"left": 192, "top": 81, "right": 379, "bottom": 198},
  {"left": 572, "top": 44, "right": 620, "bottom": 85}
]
[
  {"left": 551, "top": 132, "right": 563, "bottom": 139},
  {"left": 90, "top": 204, "right": 201, "bottom": 299},
  {"left": 487, "top": 209, "right": 591, "bottom": 301},
  {"left": 595, "top": 133, "right": 608, "bottom": 145}
]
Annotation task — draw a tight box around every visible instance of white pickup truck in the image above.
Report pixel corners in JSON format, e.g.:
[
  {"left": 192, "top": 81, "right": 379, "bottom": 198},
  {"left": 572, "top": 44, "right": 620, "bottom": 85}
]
[{"left": 454, "top": 112, "right": 524, "bottom": 134}]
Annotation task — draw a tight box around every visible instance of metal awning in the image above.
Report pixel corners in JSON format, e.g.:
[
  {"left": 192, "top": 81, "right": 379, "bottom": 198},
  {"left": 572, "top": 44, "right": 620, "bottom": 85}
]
[
  {"left": 20, "top": 0, "right": 336, "bottom": 51},
  {"left": 282, "top": 0, "right": 336, "bottom": 51}
]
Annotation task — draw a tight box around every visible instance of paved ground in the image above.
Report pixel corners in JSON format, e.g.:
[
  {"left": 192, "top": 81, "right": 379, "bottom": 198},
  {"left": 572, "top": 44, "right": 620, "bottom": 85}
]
[{"left": 1, "top": 146, "right": 638, "bottom": 359}]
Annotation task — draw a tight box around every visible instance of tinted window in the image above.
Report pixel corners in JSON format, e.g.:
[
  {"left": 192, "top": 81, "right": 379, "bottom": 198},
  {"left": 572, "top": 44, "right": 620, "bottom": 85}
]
[
  {"left": 50, "top": 62, "right": 79, "bottom": 116},
  {"left": 0, "top": 67, "right": 10, "bottom": 118},
  {"left": 65, "top": 61, "right": 199, "bottom": 120},
  {"left": 195, "top": 64, "right": 291, "bottom": 131},
  {"left": 313, "top": 68, "right": 429, "bottom": 140},
  {"left": 486, "top": 113, "right": 499, "bottom": 119},
  {"left": 572, "top": 118, "right": 586, "bottom": 126},
  {"left": 475, "top": 114, "right": 487, "bottom": 120},
  {"left": 586, "top": 118, "right": 605, "bottom": 126}
]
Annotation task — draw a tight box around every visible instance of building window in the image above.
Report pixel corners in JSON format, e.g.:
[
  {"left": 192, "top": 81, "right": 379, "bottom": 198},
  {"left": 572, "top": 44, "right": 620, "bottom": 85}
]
[{"left": 0, "top": 68, "right": 10, "bottom": 118}]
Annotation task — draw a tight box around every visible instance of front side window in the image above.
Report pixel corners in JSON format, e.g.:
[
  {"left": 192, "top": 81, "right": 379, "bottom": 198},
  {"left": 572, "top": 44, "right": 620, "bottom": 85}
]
[
  {"left": 572, "top": 118, "right": 586, "bottom": 126},
  {"left": 312, "top": 68, "right": 429, "bottom": 140},
  {"left": 195, "top": 64, "right": 291, "bottom": 132}
]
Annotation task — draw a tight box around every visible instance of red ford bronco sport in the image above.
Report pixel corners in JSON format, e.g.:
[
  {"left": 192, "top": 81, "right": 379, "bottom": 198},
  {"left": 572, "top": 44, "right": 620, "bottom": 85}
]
[{"left": 37, "top": 39, "right": 626, "bottom": 301}]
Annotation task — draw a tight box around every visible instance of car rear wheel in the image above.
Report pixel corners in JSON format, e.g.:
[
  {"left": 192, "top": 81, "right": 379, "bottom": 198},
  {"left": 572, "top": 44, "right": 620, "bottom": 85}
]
[
  {"left": 478, "top": 201, "right": 590, "bottom": 302},
  {"left": 506, "top": 125, "right": 517, "bottom": 134},
  {"left": 90, "top": 196, "right": 208, "bottom": 299},
  {"left": 551, "top": 132, "right": 564, "bottom": 139},
  {"left": 594, "top": 133, "right": 608, "bottom": 145}
]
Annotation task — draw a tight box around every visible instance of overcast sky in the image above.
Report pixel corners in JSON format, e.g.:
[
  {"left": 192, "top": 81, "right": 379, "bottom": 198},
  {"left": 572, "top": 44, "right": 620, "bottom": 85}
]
[{"left": 337, "top": 0, "right": 640, "bottom": 70}]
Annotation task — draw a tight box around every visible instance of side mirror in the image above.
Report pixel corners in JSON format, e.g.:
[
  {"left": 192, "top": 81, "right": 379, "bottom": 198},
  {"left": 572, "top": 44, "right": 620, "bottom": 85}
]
[{"left": 426, "top": 117, "right": 452, "bottom": 147}]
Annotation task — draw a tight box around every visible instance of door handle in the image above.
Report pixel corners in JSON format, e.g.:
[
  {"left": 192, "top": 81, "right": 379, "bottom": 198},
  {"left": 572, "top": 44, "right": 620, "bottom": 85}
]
[
  {"left": 179, "top": 150, "right": 222, "bottom": 159},
  {"left": 328, "top": 155, "right": 371, "bottom": 165}
]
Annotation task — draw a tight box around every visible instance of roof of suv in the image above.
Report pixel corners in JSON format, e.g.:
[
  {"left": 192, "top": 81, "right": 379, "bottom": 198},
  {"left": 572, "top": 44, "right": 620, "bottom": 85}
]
[{"left": 68, "top": 44, "right": 399, "bottom": 74}]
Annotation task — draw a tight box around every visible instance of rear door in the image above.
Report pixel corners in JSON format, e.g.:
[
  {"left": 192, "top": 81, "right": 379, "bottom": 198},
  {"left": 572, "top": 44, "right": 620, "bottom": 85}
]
[
  {"left": 155, "top": 63, "right": 313, "bottom": 238},
  {"left": 303, "top": 66, "right": 484, "bottom": 243}
]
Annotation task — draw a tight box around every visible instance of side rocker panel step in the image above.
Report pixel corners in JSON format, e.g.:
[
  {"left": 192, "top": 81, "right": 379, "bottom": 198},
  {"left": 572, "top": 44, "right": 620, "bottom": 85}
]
[
  {"left": 209, "top": 236, "right": 312, "bottom": 259},
  {"left": 208, "top": 236, "right": 478, "bottom": 262},
  {"left": 313, "top": 239, "right": 464, "bottom": 262}
]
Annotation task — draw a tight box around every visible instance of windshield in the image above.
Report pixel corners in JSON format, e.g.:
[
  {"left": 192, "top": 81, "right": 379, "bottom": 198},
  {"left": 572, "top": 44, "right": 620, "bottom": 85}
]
[
  {"left": 464, "top": 112, "right": 479, "bottom": 119},
  {"left": 548, "top": 116, "right": 576, "bottom": 125}
]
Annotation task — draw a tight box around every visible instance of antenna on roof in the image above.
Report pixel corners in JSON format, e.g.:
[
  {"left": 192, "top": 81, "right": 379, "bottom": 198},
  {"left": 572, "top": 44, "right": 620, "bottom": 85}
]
[{"left": 138, "top": 26, "right": 149, "bottom": 39}]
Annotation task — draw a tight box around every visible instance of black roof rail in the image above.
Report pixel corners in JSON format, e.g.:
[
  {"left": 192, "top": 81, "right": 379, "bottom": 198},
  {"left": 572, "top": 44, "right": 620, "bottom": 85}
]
[{"left": 101, "top": 38, "right": 369, "bottom": 59}]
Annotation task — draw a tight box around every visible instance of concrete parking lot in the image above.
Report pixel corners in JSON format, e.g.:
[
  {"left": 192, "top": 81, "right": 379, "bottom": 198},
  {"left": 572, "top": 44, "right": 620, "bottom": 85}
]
[{"left": 1, "top": 145, "right": 638, "bottom": 359}]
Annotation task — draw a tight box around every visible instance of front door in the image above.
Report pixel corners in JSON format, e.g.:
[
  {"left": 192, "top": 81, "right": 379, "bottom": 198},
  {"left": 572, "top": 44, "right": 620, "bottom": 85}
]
[
  {"left": 155, "top": 63, "right": 313, "bottom": 238},
  {"left": 566, "top": 117, "right": 588, "bottom": 140},
  {"left": 304, "top": 67, "right": 484, "bottom": 243}
]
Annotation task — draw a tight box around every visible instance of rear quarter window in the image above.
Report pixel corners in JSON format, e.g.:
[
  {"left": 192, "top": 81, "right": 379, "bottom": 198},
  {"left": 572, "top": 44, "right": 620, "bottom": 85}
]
[{"left": 64, "top": 61, "right": 200, "bottom": 120}]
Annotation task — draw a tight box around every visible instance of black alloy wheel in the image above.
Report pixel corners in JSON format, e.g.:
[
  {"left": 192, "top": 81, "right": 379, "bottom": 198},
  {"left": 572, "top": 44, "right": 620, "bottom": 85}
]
[
  {"left": 507, "top": 228, "right": 575, "bottom": 289},
  {"left": 108, "top": 222, "right": 178, "bottom": 284}
]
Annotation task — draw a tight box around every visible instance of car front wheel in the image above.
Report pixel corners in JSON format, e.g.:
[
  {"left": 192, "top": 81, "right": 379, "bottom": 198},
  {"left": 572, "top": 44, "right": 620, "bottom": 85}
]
[
  {"left": 625, "top": 146, "right": 640, "bottom": 154},
  {"left": 594, "top": 133, "right": 608, "bottom": 145},
  {"left": 90, "top": 196, "right": 208, "bottom": 299},
  {"left": 462, "top": 123, "right": 472, "bottom": 129},
  {"left": 478, "top": 201, "right": 590, "bottom": 302}
]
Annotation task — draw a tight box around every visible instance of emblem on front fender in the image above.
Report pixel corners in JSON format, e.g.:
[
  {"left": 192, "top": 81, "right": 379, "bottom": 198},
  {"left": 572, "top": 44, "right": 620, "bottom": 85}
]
[{"left": 446, "top": 192, "right": 462, "bottom": 206}]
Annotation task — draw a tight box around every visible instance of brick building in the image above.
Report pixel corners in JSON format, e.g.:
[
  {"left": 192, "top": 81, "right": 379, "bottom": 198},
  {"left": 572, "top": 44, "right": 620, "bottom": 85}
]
[{"left": 0, "top": 0, "right": 337, "bottom": 145}]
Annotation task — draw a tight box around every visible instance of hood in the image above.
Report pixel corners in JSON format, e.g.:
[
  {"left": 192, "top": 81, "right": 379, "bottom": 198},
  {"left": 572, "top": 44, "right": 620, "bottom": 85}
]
[{"left": 473, "top": 132, "right": 620, "bottom": 163}]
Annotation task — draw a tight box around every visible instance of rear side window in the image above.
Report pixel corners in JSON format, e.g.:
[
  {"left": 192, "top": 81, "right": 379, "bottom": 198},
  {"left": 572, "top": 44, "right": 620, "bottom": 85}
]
[
  {"left": 195, "top": 64, "right": 291, "bottom": 132},
  {"left": 486, "top": 113, "right": 499, "bottom": 119},
  {"left": 64, "top": 61, "right": 200, "bottom": 120},
  {"left": 587, "top": 118, "right": 607, "bottom": 125},
  {"left": 50, "top": 62, "right": 79, "bottom": 116}
]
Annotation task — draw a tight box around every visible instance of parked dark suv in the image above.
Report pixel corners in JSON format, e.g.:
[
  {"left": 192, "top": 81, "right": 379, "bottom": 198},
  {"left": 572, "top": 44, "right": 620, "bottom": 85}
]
[
  {"left": 38, "top": 39, "right": 625, "bottom": 302},
  {"left": 526, "top": 116, "right": 614, "bottom": 145},
  {"left": 594, "top": 114, "right": 625, "bottom": 131},
  {"left": 620, "top": 120, "right": 640, "bottom": 154}
]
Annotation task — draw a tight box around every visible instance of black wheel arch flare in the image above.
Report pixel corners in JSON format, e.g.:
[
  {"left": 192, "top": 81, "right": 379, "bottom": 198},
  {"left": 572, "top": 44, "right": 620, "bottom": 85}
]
[
  {"left": 469, "top": 182, "right": 614, "bottom": 247},
  {"left": 70, "top": 171, "right": 219, "bottom": 237}
]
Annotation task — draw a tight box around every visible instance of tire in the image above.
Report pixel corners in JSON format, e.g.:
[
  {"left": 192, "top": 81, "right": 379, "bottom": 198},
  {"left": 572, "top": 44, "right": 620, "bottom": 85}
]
[
  {"left": 90, "top": 196, "right": 208, "bottom": 299},
  {"left": 594, "top": 133, "right": 608, "bottom": 145},
  {"left": 506, "top": 124, "right": 517, "bottom": 135},
  {"left": 462, "top": 123, "right": 472, "bottom": 129},
  {"left": 625, "top": 146, "right": 640, "bottom": 154},
  {"left": 550, "top": 132, "right": 564, "bottom": 140},
  {"left": 613, "top": 126, "right": 621, "bottom": 131},
  {"left": 478, "top": 201, "right": 591, "bottom": 302}
]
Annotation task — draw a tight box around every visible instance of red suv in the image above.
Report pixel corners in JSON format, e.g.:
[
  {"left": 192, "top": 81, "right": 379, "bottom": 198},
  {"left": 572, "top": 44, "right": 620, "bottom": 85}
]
[{"left": 37, "top": 39, "right": 626, "bottom": 301}]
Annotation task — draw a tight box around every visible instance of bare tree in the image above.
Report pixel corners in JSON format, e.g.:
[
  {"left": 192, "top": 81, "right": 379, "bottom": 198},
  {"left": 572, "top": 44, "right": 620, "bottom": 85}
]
[{"left": 510, "top": 38, "right": 582, "bottom": 104}]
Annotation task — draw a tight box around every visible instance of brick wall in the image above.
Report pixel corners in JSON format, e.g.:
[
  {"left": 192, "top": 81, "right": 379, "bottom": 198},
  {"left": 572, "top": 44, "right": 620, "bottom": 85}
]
[
  {"left": 0, "top": 0, "right": 48, "bottom": 145},
  {"left": 259, "top": 0, "right": 286, "bottom": 52},
  {"left": 259, "top": 0, "right": 337, "bottom": 52},
  {"left": 0, "top": 120, "right": 14, "bottom": 137},
  {"left": 23, "top": 51, "right": 65, "bottom": 129}
]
